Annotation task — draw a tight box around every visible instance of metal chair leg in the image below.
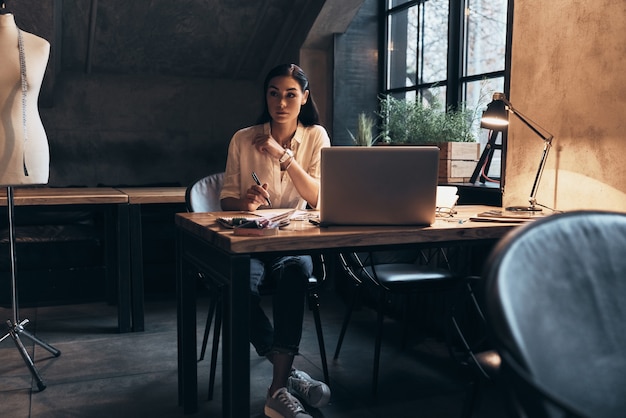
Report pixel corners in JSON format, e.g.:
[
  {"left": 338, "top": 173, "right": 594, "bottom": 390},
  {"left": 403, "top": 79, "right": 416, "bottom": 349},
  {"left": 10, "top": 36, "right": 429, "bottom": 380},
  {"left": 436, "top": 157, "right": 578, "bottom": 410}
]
[
  {"left": 198, "top": 287, "right": 219, "bottom": 362},
  {"left": 202, "top": 274, "right": 329, "bottom": 400},
  {"left": 208, "top": 297, "right": 222, "bottom": 401},
  {"left": 333, "top": 283, "right": 361, "bottom": 360},
  {"left": 308, "top": 290, "right": 329, "bottom": 384},
  {"left": 372, "top": 291, "right": 386, "bottom": 396}
]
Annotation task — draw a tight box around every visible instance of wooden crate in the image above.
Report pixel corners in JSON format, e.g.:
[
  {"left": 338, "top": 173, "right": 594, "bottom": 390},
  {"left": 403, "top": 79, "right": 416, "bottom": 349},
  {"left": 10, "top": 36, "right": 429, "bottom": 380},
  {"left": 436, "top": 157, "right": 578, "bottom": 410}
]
[{"left": 437, "top": 142, "right": 480, "bottom": 183}]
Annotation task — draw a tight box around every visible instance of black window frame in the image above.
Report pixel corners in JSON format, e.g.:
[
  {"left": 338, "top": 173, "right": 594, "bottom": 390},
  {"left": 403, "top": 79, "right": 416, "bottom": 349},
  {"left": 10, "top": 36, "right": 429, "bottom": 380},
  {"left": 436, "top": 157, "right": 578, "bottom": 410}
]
[{"left": 380, "top": 0, "right": 514, "bottom": 186}]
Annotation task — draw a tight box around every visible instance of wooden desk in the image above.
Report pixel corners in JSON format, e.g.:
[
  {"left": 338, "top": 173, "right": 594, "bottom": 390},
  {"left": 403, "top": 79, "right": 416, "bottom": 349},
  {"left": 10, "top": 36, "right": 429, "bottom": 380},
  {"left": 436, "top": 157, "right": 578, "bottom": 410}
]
[
  {"left": 117, "top": 187, "right": 187, "bottom": 205},
  {"left": 117, "top": 187, "right": 186, "bottom": 331},
  {"left": 0, "top": 187, "right": 128, "bottom": 206},
  {"left": 175, "top": 205, "right": 521, "bottom": 416},
  {"left": 0, "top": 187, "right": 132, "bottom": 332}
]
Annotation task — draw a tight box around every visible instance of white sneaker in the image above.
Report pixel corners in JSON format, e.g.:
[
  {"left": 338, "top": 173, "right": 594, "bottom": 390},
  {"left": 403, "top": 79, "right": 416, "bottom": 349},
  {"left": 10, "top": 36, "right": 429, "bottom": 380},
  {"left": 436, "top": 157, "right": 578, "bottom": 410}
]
[
  {"left": 287, "top": 369, "right": 331, "bottom": 408},
  {"left": 264, "top": 387, "right": 312, "bottom": 418}
]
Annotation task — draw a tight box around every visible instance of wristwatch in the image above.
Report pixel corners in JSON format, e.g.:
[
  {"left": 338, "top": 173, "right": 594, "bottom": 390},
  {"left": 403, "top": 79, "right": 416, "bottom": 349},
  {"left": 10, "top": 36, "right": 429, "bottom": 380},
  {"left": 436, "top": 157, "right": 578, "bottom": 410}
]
[{"left": 279, "top": 149, "right": 294, "bottom": 164}]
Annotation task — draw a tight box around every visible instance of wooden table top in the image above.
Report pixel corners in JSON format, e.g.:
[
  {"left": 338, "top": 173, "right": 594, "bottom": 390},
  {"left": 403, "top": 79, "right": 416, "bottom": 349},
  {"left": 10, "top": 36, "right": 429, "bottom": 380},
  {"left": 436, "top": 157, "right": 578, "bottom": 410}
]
[
  {"left": 0, "top": 187, "right": 129, "bottom": 206},
  {"left": 175, "top": 205, "right": 525, "bottom": 254},
  {"left": 116, "top": 187, "right": 187, "bottom": 204},
  {"left": 0, "top": 186, "right": 188, "bottom": 206}
]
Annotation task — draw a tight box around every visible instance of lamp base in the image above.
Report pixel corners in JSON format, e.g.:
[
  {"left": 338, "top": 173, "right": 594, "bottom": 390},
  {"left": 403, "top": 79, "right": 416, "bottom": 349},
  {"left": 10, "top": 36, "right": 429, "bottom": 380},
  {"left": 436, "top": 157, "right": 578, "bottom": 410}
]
[{"left": 505, "top": 205, "right": 543, "bottom": 213}]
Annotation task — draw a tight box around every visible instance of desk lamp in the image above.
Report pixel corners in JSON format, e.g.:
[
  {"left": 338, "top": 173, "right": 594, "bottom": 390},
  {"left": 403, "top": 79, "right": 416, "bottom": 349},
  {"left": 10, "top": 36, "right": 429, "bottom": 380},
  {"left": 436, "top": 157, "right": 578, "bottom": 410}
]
[{"left": 481, "top": 92, "right": 554, "bottom": 212}]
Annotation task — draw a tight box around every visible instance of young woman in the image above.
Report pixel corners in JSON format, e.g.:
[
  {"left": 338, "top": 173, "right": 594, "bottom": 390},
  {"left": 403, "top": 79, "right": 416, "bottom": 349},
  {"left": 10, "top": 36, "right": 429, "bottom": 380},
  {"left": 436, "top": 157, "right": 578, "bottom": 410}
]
[{"left": 220, "top": 64, "right": 331, "bottom": 418}]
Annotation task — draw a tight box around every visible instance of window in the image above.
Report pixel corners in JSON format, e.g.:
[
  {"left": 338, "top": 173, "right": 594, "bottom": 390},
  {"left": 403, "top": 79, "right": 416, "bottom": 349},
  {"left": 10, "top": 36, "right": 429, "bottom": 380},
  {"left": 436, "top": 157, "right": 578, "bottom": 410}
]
[{"left": 383, "top": 0, "right": 510, "bottom": 182}]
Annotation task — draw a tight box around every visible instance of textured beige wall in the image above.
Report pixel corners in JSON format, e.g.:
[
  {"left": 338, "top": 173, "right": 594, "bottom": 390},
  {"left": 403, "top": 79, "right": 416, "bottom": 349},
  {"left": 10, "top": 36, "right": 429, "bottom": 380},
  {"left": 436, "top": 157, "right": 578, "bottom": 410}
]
[{"left": 505, "top": 0, "right": 626, "bottom": 211}]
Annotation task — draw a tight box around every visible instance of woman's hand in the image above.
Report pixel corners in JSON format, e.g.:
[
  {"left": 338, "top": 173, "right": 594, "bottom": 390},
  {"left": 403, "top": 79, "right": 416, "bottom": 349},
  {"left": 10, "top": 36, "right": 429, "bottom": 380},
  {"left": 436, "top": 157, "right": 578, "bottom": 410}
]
[
  {"left": 252, "top": 133, "right": 284, "bottom": 160},
  {"left": 245, "top": 182, "right": 271, "bottom": 210}
]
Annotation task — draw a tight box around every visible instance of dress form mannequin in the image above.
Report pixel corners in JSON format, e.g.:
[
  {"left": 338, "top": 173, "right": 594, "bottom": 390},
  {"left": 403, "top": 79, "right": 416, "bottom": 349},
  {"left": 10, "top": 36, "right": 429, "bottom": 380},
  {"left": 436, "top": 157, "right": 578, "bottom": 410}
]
[
  {"left": 0, "top": 10, "right": 50, "bottom": 185},
  {"left": 0, "top": 5, "right": 59, "bottom": 393}
]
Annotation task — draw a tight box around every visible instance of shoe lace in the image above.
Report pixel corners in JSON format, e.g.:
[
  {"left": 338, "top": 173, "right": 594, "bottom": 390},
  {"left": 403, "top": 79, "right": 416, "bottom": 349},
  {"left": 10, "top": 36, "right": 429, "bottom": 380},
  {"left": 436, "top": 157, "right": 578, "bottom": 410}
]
[
  {"left": 277, "top": 390, "right": 305, "bottom": 413},
  {"left": 290, "top": 375, "right": 312, "bottom": 397}
]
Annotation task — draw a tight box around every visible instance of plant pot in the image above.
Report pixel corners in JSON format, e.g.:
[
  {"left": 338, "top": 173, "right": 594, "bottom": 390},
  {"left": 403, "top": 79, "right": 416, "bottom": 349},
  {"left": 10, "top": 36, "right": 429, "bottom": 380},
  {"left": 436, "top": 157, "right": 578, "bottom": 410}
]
[
  {"left": 436, "top": 142, "right": 480, "bottom": 183},
  {"left": 375, "top": 141, "right": 480, "bottom": 183}
]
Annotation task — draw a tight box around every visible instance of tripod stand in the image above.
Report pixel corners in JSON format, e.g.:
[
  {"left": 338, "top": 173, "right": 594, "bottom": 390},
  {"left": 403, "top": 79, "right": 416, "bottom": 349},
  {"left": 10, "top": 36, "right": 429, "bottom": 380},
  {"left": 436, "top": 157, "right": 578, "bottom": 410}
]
[
  {"left": 1, "top": 186, "right": 60, "bottom": 391},
  {"left": 470, "top": 129, "right": 503, "bottom": 184}
]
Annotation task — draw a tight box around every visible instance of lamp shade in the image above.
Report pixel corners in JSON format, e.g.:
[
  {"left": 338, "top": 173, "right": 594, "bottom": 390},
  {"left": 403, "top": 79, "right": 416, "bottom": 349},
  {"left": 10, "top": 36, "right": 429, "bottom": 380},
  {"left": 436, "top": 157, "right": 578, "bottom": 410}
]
[{"left": 480, "top": 98, "right": 508, "bottom": 130}]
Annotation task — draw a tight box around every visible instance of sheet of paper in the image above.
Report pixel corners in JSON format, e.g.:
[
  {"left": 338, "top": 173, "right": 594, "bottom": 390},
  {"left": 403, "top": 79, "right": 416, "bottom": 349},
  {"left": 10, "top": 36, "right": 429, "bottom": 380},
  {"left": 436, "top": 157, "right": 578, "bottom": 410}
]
[{"left": 436, "top": 186, "right": 459, "bottom": 209}]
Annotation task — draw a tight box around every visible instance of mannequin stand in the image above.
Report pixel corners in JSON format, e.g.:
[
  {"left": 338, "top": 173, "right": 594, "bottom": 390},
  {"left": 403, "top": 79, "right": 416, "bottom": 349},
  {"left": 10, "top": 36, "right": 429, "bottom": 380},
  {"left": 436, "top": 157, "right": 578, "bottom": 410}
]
[{"left": 0, "top": 186, "right": 60, "bottom": 391}]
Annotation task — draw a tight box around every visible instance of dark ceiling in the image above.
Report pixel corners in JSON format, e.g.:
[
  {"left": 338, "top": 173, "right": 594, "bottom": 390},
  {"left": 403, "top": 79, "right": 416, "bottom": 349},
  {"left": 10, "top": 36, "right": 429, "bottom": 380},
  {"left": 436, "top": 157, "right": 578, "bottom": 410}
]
[
  {"left": 12, "top": 0, "right": 363, "bottom": 82},
  {"left": 80, "top": 0, "right": 326, "bottom": 80}
]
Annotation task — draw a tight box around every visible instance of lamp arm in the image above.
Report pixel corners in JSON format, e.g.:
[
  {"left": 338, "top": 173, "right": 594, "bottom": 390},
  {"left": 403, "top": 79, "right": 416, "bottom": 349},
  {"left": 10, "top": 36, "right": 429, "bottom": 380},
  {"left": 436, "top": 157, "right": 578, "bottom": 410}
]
[
  {"left": 505, "top": 100, "right": 555, "bottom": 210},
  {"left": 506, "top": 101, "right": 554, "bottom": 144},
  {"left": 528, "top": 140, "right": 552, "bottom": 208}
]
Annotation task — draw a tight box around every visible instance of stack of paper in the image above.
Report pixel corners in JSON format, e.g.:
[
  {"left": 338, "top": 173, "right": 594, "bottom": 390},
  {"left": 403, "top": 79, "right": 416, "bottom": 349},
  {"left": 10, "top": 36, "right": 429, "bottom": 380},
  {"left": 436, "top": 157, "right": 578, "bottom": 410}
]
[
  {"left": 470, "top": 210, "right": 548, "bottom": 223},
  {"left": 217, "top": 209, "right": 296, "bottom": 236}
]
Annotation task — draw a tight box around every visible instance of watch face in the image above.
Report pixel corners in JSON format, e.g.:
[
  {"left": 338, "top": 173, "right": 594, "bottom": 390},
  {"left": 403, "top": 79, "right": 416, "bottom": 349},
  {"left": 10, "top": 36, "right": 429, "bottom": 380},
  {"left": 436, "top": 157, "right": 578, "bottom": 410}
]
[{"left": 280, "top": 149, "right": 293, "bottom": 163}]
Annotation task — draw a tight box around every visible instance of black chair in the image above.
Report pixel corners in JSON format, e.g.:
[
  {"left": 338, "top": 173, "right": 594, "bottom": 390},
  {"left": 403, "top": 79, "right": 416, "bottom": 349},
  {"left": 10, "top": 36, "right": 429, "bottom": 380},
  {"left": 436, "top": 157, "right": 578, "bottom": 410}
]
[
  {"left": 334, "top": 249, "right": 459, "bottom": 395},
  {"left": 484, "top": 210, "right": 626, "bottom": 418},
  {"left": 185, "top": 173, "right": 329, "bottom": 400},
  {"left": 447, "top": 276, "right": 500, "bottom": 418}
]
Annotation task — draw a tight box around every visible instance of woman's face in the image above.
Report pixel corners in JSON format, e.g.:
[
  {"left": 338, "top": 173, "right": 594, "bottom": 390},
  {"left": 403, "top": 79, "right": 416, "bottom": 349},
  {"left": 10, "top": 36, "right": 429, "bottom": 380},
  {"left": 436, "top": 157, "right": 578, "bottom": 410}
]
[{"left": 266, "top": 75, "right": 309, "bottom": 125}]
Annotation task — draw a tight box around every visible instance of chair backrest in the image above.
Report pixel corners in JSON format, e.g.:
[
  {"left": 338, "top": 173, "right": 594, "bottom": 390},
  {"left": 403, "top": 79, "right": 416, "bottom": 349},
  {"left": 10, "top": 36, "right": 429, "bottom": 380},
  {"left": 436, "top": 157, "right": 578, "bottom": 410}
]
[
  {"left": 185, "top": 172, "right": 225, "bottom": 213},
  {"left": 484, "top": 210, "right": 626, "bottom": 417},
  {"left": 185, "top": 172, "right": 326, "bottom": 285}
]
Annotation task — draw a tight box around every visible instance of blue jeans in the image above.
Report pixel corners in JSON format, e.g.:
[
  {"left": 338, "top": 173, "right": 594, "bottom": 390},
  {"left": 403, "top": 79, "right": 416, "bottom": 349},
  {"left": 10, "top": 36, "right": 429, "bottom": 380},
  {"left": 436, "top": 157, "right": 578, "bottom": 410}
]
[{"left": 249, "top": 254, "right": 313, "bottom": 357}]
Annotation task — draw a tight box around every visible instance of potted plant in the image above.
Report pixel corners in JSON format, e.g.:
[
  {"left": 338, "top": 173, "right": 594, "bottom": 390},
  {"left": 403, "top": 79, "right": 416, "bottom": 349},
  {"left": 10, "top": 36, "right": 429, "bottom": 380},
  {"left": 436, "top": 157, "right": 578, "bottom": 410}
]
[
  {"left": 377, "top": 93, "right": 483, "bottom": 183},
  {"left": 347, "top": 112, "right": 380, "bottom": 147}
]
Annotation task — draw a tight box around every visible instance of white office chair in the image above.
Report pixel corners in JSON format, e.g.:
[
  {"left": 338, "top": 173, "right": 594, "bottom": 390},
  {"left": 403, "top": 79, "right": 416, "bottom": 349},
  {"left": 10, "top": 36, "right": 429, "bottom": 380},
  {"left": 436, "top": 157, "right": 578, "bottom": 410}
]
[{"left": 184, "top": 172, "right": 224, "bottom": 212}]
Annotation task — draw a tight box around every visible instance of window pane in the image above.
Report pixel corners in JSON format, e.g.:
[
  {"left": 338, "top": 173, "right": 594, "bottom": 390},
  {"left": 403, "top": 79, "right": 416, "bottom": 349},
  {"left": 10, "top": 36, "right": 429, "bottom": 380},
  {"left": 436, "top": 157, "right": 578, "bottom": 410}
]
[
  {"left": 464, "top": 77, "right": 505, "bottom": 180},
  {"left": 388, "top": 0, "right": 412, "bottom": 8},
  {"left": 418, "top": 86, "right": 447, "bottom": 112},
  {"left": 464, "top": 0, "right": 508, "bottom": 76},
  {"left": 463, "top": 77, "right": 504, "bottom": 140},
  {"left": 386, "top": 1, "right": 449, "bottom": 90},
  {"left": 390, "top": 91, "right": 416, "bottom": 102},
  {"left": 387, "top": 8, "right": 412, "bottom": 89},
  {"left": 390, "top": 87, "right": 447, "bottom": 109},
  {"left": 419, "top": 0, "right": 449, "bottom": 84}
]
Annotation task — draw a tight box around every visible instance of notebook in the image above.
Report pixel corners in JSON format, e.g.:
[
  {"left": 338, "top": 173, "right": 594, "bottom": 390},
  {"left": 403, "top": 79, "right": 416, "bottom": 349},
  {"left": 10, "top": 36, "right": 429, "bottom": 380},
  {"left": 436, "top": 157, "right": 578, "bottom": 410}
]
[{"left": 319, "top": 146, "right": 439, "bottom": 226}]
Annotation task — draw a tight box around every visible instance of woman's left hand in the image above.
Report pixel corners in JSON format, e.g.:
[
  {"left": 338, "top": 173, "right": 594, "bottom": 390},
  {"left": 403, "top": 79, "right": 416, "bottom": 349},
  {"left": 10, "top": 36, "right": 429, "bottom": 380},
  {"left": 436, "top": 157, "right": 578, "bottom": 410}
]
[{"left": 252, "top": 133, "right": 284, "bottom": 160}]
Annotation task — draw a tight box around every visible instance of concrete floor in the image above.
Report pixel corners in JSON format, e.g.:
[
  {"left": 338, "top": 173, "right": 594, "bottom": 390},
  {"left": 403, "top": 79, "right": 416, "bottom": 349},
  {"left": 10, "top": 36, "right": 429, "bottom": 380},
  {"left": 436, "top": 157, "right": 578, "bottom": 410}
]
[{"left": 0, "top": 285, "right": 507, "bottom": 417}]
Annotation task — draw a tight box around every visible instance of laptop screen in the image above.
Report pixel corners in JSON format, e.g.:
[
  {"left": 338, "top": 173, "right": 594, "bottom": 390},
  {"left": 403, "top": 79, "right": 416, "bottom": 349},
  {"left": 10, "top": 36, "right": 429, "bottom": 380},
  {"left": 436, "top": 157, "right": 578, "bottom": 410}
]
[{"left": 319, "top": 146, "right": 439, "bottom": 226}]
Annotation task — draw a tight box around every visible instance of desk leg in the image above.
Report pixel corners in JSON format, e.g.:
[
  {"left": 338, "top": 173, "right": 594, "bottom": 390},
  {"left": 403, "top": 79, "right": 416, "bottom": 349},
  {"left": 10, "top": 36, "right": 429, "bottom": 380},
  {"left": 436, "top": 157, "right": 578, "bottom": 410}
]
[
  {"left": 129, "top": 204, "right": 145, "bottom": 332},
  {"left": 222, "top": 254, "right": 250, "bottom": 418},
  {"left": 116, "top": 204, "right": 132, "bottom": 333},
  {"left": 176, "top": 228, "right": 183, "bottom": 407},
  {"left": 104, "top": 205, "right": 131, "bottom": 333},
  {"left": 176, "top": 232, "right": 250, "bottom": 417},
  {"left": 177, "top": 231, "right": 198, "bottom": 414}
]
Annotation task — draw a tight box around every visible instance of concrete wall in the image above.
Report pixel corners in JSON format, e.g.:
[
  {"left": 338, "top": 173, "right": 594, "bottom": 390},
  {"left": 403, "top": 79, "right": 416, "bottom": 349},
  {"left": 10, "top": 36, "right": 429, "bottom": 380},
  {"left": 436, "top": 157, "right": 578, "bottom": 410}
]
[
  {"left": 41, "top": 72, "right": 258, "bottom": 187},
  {"left": 7, "top": 0, "right": 374, "bottom": 187},
  {"left": 9, "top": 0, "right": 319, "bottom": 188},
  {"left": 504, "top": 0, "right": 626, "bottom": 211},
  {"left": 332, "top": 0, "right": 380, "bottom": 146}
]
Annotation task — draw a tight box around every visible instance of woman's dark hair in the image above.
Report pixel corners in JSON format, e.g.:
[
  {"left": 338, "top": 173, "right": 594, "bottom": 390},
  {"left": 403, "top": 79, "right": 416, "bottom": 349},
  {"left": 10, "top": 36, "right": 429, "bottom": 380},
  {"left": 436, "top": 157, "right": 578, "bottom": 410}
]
[{"left": 256, "top": 63, "right": 320, "bottom": 126}]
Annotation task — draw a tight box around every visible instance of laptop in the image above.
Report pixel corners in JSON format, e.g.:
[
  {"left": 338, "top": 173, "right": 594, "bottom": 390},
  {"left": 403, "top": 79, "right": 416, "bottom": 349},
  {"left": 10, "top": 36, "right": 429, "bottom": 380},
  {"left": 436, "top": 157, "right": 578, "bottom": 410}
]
[{"left": 319, "top": 146, "right": 439, "bottom": 226}]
